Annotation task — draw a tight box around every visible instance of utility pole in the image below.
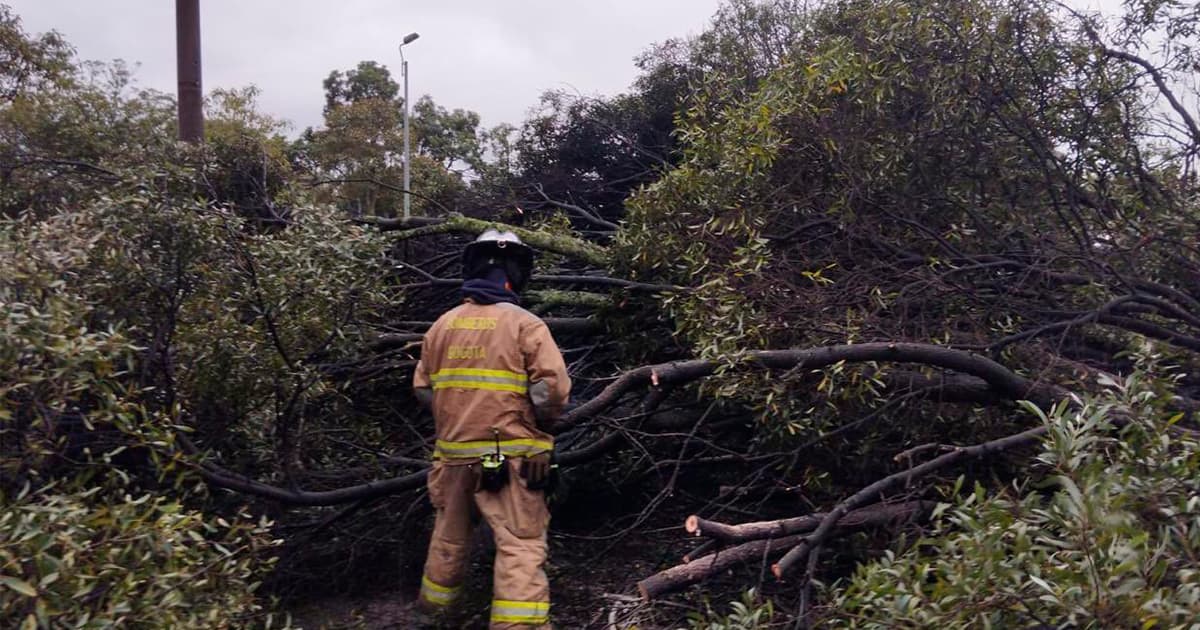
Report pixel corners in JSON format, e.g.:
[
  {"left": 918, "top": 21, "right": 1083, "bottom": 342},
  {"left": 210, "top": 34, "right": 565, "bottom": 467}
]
[{"left": 176, "top": 0, "right": 204, "bottom": 143}]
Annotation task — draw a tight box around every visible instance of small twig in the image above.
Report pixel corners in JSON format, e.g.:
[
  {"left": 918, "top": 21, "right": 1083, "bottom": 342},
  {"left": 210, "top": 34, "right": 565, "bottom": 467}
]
[
  {"left": 534, "top": 183, "right": 620, "bottom": 231},
  {"left": 893, "top": 443, "right": 957, "bottom": 464}
]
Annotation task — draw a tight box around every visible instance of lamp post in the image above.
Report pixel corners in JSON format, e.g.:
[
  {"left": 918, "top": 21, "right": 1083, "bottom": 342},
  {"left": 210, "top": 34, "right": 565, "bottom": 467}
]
[{"left": 400, "top": 32, "right": 420, "bottom": 220}]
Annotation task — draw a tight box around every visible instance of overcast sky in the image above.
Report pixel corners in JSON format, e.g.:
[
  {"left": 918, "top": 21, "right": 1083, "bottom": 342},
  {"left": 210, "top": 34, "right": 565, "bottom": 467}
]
[
  {"left": 8, "top": 1, "right": 1129, "bottom": 136},
  {"left": 7, "top": 0, "right": 725, "bottom": 134}
]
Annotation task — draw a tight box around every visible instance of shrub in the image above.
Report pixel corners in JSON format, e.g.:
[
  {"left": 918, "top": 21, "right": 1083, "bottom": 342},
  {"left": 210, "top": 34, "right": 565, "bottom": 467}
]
[
  {"left": 0, "top": 485, "right": 287, "bottom": 629},
  {"left": 827, "top": 364, "right": 1200, "bottom": 628}
]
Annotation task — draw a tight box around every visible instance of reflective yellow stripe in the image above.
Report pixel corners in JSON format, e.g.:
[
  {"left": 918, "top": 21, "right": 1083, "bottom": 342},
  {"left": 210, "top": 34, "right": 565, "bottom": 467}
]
[
  {"left": 420, "top": 575, "right": 459, "bottom": 607},
  {"left": 422, "top": 576, "right": 456, "bottom": 594},
  {"left": 431, "top": 379, "right": 528, "bottom": 394},
  {"left": 433, "top": 438, "right": 553, "bottom": 460},
  {"left": 429, "top": 368, "right": 528, "bottom": 393},
  {"left": 491, "top": 599, "right": 550, "bottom": 624},
  {"left": 431, "top": 368, "right": 527, "bottom": 382}
]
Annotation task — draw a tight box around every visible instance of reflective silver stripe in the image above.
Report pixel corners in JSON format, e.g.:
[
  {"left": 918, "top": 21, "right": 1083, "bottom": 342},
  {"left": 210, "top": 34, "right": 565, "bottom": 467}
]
[
  {"left": 529, "top": 380, "right": 551, "bottom": 409},
  {"left": 420, "top": 575, "right": 459, "bottom": 607},
  {"left": 429, "top": 368, "right": 527, "bottom": 383},
  {"left": 436, "top": 374, "right": 526, "bottom": 386},
  {"left": 432, "top": 380, "right": 527, "bottom": 394},
  {"left": 431, "top": 374, "right": 529, "bottom": 389},
  {"left": 490, "top": 599, "right": 550, "bottom": 624},
  {"left": 429, "top": 369, "right": 529, "bottom": 394}
]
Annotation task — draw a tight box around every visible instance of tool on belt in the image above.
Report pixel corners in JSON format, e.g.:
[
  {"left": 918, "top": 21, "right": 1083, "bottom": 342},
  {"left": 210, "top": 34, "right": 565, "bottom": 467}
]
[{"left": 480, "top": 429, "right": 509, "bottom": 492}]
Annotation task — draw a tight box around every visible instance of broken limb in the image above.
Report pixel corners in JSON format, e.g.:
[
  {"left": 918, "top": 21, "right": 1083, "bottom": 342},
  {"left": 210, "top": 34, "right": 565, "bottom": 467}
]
[
  {"left": 684, "top": 501, "right": 936, "bottom": 546},
  {"left": 533, "top": 183, "right": 620, "bottom": 232},
  {"left": 192, "top": 343, "right": 1068, "bottom": 507},
  {"left": 368, "top": 317, "right": 603, "bottom": 352},
  {"left": 555, "top": 342, "right": 1068, "bottom": 433},
  {"left": 771, "top": 425, "right": 1048, "bottom": 578},
  {"left": 639, "top": 501, "right": 933, "bottom": 599},
  {"left": 375, "top": 213, "right": 609, "bottom": 266}
]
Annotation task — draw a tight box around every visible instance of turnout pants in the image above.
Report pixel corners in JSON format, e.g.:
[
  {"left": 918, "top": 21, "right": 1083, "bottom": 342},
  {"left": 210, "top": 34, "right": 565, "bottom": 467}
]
[{"left": 419, "top": 458, "right": 552, "bottom": 629}]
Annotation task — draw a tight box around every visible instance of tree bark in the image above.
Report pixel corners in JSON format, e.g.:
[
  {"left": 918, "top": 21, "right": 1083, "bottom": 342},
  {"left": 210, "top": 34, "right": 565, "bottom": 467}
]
[
  {"left": 685, "top": 501, "right": 935, "bottom": 545},
  {"left": 639, "top": 501, "right": 932, "bottom": 599}
]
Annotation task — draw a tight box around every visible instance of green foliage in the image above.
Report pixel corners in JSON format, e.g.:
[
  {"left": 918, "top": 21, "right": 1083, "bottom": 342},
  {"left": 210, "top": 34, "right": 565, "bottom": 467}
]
[
  {"left": 412, "top": 95, "right": 483, "bottom": 170},
  {"left": 302, "top": 84, "right": 407, "bottom": 216},
  {"left": 304, "top": 60, "right": 505, "bottom": 218},
  {"left": 617, "top": 0, "right": 1198, "bottom": 431},
  {"left": 827, "top": 364, "right": 1200, "bottom": 628},
  {"left": 685, "top": 589, "right": 775, "bottom": 630},
  {"left": 506, "top": 85, "right": 682, "bottom": 226},
  {"left": 4, "top": 1, "right": 1200, "bottom": 627},
  {"left": 203, "top": 86, "right": 300, "bottom": 217},
  {"left": 1, "top": 192, "right": 315, "bottom": 627},
  {"left": 2, "top": 158, "right": 394, "bottom": 621},
  {"left": 1, "top": 12, "right": 299, "bottom": 221},
  {"left": 0, "top": 4, "right": 72, "bottom": 101},
  {"left": 175, "top": 204, "right": 393, "bottom": 465},
  {"left": 0, "top": 486, "right": 287, "bottom": 629},
  {"left": 322, "top": 60, "right": 398, "bottom": 113},
  {"left": 1, "top": 209, "right": 158, "bottom": 491},
  {"left": 0, "top": 55, "right": 175, "bottom": 217}
]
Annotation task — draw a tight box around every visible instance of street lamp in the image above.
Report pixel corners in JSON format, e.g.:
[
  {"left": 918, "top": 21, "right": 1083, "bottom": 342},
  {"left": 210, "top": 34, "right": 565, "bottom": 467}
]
[{"left": 399, "top": 32, "right": 420, "bottom": 220}]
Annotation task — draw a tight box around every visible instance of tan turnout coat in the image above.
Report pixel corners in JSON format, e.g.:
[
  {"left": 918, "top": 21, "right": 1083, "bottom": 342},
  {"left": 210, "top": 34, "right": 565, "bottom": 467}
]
[{"left": 413, "top": 300, "right": 571, "bottom": 460}]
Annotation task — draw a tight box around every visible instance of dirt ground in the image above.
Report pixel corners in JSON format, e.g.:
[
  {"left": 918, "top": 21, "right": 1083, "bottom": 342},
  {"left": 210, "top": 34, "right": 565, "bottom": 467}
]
[
  {"left": 284, "top": 470, "right": 795, "bottom": 629},
  {"left": 287, "top": 527, "right": 707, "bottom": 629}
]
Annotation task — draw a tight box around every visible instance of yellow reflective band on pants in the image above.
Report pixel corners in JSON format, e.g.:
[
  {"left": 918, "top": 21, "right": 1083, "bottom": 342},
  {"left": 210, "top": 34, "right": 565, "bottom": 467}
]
[
  {"left": 430, "top": 368, "right": 528, "bottom": 394},
  {"left": 434, "top": 438, "right": 553, "bottom": 460},
  {"left": 420, "top": 575, "right": 460, "bottom": 607},
  {"left": 490, "top": 599, "right": 550, "bottom": 624}
]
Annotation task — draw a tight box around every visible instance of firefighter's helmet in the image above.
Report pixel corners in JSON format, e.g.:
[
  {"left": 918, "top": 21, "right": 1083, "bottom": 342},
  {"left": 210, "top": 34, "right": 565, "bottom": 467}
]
[{"left": 462, "top": 228, "right": 536, "bottom": 293}]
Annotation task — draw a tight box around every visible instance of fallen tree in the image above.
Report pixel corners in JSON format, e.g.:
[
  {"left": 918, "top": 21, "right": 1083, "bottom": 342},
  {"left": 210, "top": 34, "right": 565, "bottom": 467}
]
[
  {"left": 7, "top": 0, "right": 1200, "bottom": 626},
  {"left": 192, "top": 341, "right": 1067, "bottom": 505}
]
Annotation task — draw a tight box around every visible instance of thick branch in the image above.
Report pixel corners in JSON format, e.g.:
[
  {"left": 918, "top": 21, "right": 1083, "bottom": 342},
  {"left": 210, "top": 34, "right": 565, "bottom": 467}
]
[
  {"left": 11, "top": 155, "right": 123, "bottom": 180},
  {"left": 525, "top": 289, "right": 611, "bottom": 310},
  {"left": 195, "top": 460, "right": 429, "bottom": 506},
  {"left": 880, "top": 370, "right": 1004, "bottom": 405},
  {"left": 532, "top": 275, "right": 683, "bottom": 293},
  {"left": 1097, "top": 313, "right": 1200, "bottom": 352},
  {"left": 980, "top": 295, "right": 1136, "bottom": 351},
  {"left": 369, "top": 317, "right": 602, "bottom": 352},
  {"left": 533, "top": 184, "right": 620, "bottom": 231},
  {"left": 196, "top": 343, "right": 1065, "bottom": 506},
  {"left": 353, "top": 215, "right": 443, "bottom": 229},
  {"left": 771, "top": 424, "right": 1047, "bottom": 578},
  {"left": 1090, "top": 39, "right": 1200, "bottom": 148},
  {"left": 391, "top": 269, "right": 683, "bottom": 293},
  {"left": 312, "top": 177, "right": 455, "bottom": 215},
  {"left": 638, "top": 535, "right": 803, "bottom": 601},
  {"left": 194, "top": 406, "right": 675, "bottom": 506},
  {"left": 374, "top": 214, "right": 609, "bottom": 266},
  {"left": 685, "top": 501, "right": 936, "bottom": 545},
  {"left": 556, "top": 342, "right": 1064, "bottom": 432},
  {"left": 639, "top": 501, "right": 932, "bottom": 599}
]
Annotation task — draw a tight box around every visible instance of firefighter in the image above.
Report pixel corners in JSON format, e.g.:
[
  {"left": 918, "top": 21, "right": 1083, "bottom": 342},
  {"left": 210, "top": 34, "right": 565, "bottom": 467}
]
[{"left": 413, "top": 229, "right": 571, "bottom": 629}]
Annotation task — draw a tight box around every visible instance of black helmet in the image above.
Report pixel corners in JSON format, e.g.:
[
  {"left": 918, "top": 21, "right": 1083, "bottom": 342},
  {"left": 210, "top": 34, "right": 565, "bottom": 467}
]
[{"left": 462, "top": 228, "right": 536, "bottom": 293}]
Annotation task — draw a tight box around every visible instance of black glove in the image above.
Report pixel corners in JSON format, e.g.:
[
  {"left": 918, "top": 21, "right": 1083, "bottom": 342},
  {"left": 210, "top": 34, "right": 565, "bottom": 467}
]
[{"left": 521, "top": 452, "right": 553, "bottom": 490}]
